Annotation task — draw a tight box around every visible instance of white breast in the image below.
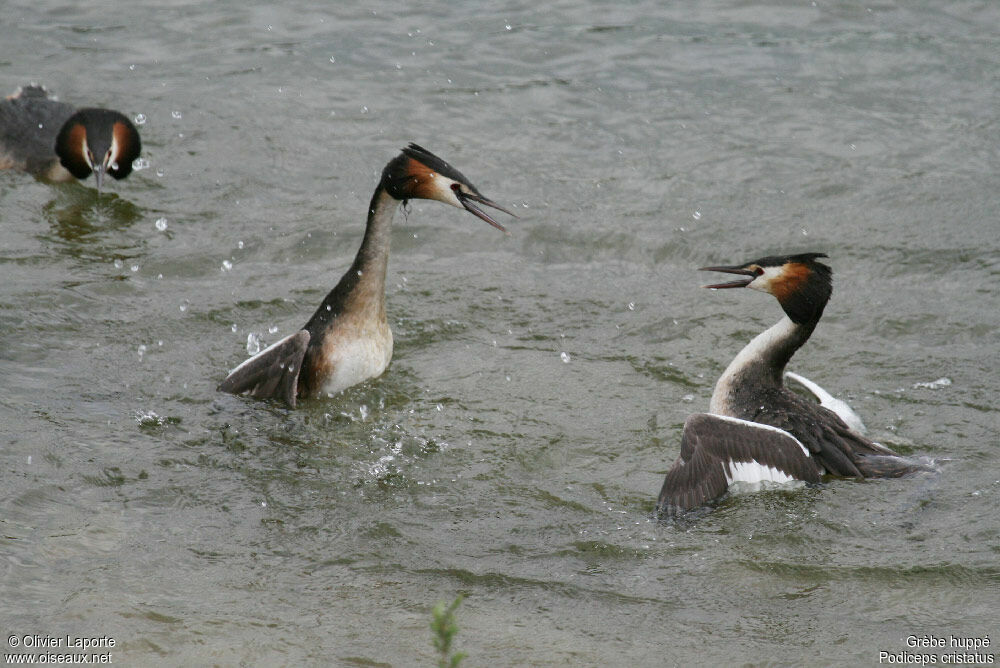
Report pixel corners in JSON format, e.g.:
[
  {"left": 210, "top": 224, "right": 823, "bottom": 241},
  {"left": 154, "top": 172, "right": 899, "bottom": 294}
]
[{"left": 319, "top": 326, "right": 394, "bottom": 397}]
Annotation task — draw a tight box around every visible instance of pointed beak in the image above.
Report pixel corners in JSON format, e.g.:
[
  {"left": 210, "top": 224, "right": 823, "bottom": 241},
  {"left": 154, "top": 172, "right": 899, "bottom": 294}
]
[
  {"left": 92, "top": 164, "right": 106, "bottom": 193},
  {"left": 699, "top": 264, "right": 756, "bottom": 289},
  {"left": 456, "top": 190, "right": 517, "bottom": 233}
]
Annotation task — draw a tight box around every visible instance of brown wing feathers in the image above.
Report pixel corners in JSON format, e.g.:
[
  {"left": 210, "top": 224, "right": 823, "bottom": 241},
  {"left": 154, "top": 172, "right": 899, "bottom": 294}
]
[{"left": 217, "top": 331, "right": 310, "bottom": 408}]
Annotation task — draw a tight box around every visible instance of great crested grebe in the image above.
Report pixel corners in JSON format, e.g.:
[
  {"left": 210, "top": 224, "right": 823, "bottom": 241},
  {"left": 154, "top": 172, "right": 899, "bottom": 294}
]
[
  {"left": 0, "top": 84, "right": 141, "bottom": 190},
  {"left": 218, "top": 143, "right": 515, "bottom": 408},
  {"left": 657, "top": 252, "right": 928, "bottom": 513}
]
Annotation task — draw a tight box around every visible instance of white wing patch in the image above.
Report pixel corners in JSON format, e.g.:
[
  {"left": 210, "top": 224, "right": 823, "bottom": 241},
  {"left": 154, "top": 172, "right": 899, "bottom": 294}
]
[
  {"left": 785, "top": 371, "right": 868, "bottom": 435},
  {"left": 725, "top": 460, "right": 796, "bottom": 485}
]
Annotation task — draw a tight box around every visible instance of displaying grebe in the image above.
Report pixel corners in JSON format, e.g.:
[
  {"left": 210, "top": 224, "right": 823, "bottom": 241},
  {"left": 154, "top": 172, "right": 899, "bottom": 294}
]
[
  {"left": 657, "top": 253, "right": 927, "bottom": 513},
  {"left": 0, "top": 84, "right": 141, "bottom": 190},
  {"left": 218, "top": 143, "right": 515, "bottom": 408}
]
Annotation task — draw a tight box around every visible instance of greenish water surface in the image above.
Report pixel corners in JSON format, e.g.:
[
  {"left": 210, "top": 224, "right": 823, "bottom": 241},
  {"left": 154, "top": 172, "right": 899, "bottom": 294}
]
[{"left": 2, "top": 1, "right": 998, "bottom": 665}]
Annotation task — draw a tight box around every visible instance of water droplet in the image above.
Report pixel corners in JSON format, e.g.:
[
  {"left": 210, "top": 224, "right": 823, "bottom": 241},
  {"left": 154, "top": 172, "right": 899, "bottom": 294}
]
[
  {"left": 171, "top": 110, "right": 182, "bottom": 119},
  {"left": 360, "top": 105, "right": 369, "bottom": 114},
  {"left": 627, "top": 302, "right": 635, "bottom": 311},
  {"left": 329, "top": 55, "right": 336, "bottom": 63},
  {"left": 913, "top": 377, "right": 952, "bottom": 390},
  {"left": 246, "top": 332, "right": 261, "bottom": 355},
  {"left": 155, "top": 168, "right": 164, "bottom": 177},
  {"left": 237, "top": 240, "right": 244, "bottom": 249},
  {"left": 179, "top": 302, "right": 188, "bottom": 313},
  {"left": 682, "top": 394, "right": 695, "bottom": 403},
  {"left": 560, "top": 352, "right": 571, "bottom": 363},
  {"left": 505, "top": 23, "right": 512, "bottom": 30},
  {"left": 692, "top": 210, "right": 702, "bottom": 220},
  {"left": 221, "top": 259, "right": 233, "bottom": 271},
  {"left": 137, "top": 344, "right": 147, "bottom": 360},
  {"left": 134, "top": 113, "right": 146, "bottom": 125},
  {"left": 268, "top": 325, "right": 278, "bottom": 334},
  {"left": 231, "top": 323, "right": 238, "bottom": 333},
  {"left": 110, "top": 161, "right": 119, "bottom": 171},
  {"left": 436, "top": 404, "right": 443, "bottom": 412},
  {"left": 133, "top": 157, "right": 149, "bottom": 171},
  {"left": 114, "top": 259, "right": 124, "bottom": 269},
  {"left": 131, "top": 264, "right": 139, "bottom": 272},
  {"left": 155, "top": 217, "right": 168, "bottom": 231}
]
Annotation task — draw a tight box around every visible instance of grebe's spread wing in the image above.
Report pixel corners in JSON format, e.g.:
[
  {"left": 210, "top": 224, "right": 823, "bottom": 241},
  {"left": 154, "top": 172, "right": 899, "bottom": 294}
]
[
  {"left": 218, "top": 330, "right": 309, "bottom": 408},
  {"left": 657, "top": 413, "right": 820, "bottom": 514}
]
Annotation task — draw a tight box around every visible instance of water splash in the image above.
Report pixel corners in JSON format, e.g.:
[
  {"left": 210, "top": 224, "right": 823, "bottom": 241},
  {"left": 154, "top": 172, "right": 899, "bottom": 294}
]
[
  {"left": 134, "top": 409, "right": 164, "bottom": 426},
  {"left": 913, "top": 377, "right": 952, "bottom": 390},
  {"left": 246, "top": 332, "right": 261, "bottom": 355}
]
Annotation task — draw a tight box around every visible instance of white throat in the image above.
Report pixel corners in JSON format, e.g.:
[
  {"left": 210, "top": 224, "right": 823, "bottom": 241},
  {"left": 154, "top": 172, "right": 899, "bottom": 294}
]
[{"left": 709, "top": 315, "right": 797, "bottom": 415}]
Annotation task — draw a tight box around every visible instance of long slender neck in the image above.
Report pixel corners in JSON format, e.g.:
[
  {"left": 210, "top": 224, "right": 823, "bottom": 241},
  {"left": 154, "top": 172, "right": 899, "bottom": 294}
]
[
  {"left": 709, "top": 315, "right": 818, "bottom": 415},
  {"left": 349, "top": 186, "right": 397, "bottom": 299},
  {"left": 304, "top": 186, "right": 399, "bottom": 333}
]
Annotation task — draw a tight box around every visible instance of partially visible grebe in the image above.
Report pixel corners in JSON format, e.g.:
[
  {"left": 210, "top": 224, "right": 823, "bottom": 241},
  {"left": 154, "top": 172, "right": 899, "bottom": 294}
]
[{"left": 0, "top": 84, "right": 141, "bottom": 190}]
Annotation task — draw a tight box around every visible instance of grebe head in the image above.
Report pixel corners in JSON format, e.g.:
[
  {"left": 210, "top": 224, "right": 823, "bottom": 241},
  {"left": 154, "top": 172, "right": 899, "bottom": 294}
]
[
  {"left": 381, "top": 143, "right": 515, "bottom": 232},
  {"left": 700, "top": 252, "right": 833, "bottom": 324},
  {"left": 55, "top": 108, "right": 142, "bottom": 191}
]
